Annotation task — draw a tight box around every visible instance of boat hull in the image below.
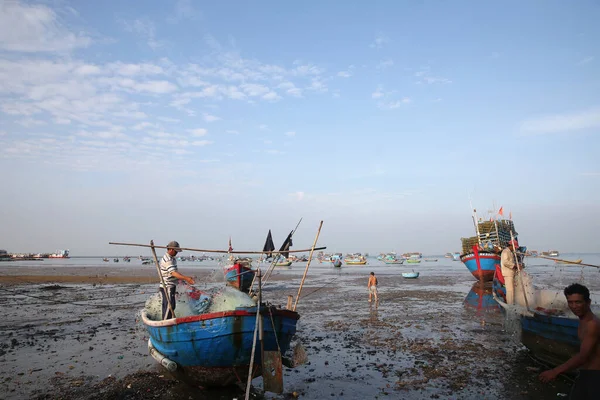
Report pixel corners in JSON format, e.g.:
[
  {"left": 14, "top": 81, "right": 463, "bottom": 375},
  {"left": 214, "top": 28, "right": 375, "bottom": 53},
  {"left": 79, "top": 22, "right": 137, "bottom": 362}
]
[
  {"left": 406, "top": 259, "right": 421, "bottom": 264},
  {"left": 142, "top": 307, "right": 299, "bottom": 386},
  {"left": 275, "top": 261, "right": 292, "bottom": 267},
  {"left": 461, "top": 249, "right": 500, "bottom": 282},
  {"left": 402, "top": 272, "right": 419, "bottom": 279},
  {"left": 383, "top": 259, "right": 404, "bottom": 265},
  {"left": 520, "top": 312, "right": 579, "bottom": 367},
  {"left": 332, "top": 260, "right": 342, "bottom": 268},
  {"left": 345, "top": 261, "right": 367, "bottom": 265}
]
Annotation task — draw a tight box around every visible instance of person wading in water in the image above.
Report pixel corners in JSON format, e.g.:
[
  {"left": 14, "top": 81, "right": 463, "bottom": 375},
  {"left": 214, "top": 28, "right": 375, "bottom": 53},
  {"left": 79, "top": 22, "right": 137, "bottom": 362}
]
[
  {"left": 368, "top": 272, "right": 378, "bottom": 303},
  {"left": 539, "top": 283, "right": 600, "bottom": 399}
]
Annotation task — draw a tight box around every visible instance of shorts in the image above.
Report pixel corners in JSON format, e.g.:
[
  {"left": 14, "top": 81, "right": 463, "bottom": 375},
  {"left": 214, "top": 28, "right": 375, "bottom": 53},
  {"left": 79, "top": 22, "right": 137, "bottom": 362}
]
[
  {"left": 369, "top": 286, "right": 378, "bottom": 294},
  {"left": 570, "top": 370, "right": 600, "bottom": 399}
]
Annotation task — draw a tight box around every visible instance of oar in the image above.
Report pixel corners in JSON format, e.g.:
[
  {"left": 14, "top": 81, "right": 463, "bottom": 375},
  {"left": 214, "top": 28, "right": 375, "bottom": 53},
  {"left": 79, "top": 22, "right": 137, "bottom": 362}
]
[{"left": 520, "top": 253, "right": 600, "bottom": 269}]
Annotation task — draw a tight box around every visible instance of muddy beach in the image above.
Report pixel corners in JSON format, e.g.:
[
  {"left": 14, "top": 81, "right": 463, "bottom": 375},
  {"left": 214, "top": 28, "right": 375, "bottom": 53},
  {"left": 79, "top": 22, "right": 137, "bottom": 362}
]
[{"left": 0, "top": 258, "right": 586, "bottom": 399}]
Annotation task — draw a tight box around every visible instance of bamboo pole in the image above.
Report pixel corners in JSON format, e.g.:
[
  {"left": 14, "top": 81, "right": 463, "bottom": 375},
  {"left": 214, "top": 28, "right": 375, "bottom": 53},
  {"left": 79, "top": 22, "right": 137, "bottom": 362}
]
[
  {"left": 293, "top": 221, "right": 323, "bottom": 311},
  {"left": 510, "top": 232, "right": 530, "bottom": 310},
  {"left": 150, "top": 240, "right": 175, "bottom": 320},
  {"left": 520, "top": 253, "right": 600, "bottom": 269},
  {"left": 109, "top": 241, "right": 325, "bottom": 255}
]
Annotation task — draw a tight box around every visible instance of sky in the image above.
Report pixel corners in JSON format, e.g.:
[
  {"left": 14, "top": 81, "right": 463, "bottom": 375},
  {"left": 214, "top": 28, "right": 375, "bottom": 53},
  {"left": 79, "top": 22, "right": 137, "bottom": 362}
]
[{"left": 0, "top": 0, "right": 599, "bottom": 256}]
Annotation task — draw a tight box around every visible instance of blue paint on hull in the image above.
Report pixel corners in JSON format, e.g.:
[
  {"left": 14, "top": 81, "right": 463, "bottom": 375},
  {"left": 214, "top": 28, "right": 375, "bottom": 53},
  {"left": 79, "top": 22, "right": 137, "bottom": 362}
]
[
  {"left": 144, "top": 306, "right": 299, "bottom": 368},
  {"left": 461, "top": 252, "right": 500, "bottom": 281},
  {"left": 224, "top": 265, "right": 255, "bottom": 293}
]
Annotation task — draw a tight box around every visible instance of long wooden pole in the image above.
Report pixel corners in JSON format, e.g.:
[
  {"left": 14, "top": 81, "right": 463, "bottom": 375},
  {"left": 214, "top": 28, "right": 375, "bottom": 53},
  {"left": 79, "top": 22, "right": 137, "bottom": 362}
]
[
  {"left": 293, "top": 221, "right": 323, "bottom": 311},
  {"left": 150, "top": 240, "right": 175, "bottom": 320},
  {"left": 109, "top": 241, "right": 326, "bottom": 255},
  {"left": 510, "top": 233, "right": 530, "bottom": 310},
  {"left": 520, "top": 253, "right": 600, "bottom": 269}
]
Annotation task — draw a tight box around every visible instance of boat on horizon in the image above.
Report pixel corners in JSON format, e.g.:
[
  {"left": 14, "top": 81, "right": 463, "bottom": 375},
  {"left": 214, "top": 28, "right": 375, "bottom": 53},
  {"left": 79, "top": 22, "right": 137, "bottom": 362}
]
[{"left": 48, "top": 249, "right": 69, "bottom": 258}]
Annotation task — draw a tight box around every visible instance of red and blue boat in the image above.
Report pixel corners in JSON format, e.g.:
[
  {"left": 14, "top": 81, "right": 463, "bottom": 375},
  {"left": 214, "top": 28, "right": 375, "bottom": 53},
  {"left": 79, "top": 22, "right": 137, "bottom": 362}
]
[
  {"left": 225, "top": 260, "right": 255, "bottom": 293},
  {"left": 142, "top": 305, "right": 299, "bottom": 386},
  {"left": 460, "top": 245, "right": 501, "bottom": 282}
]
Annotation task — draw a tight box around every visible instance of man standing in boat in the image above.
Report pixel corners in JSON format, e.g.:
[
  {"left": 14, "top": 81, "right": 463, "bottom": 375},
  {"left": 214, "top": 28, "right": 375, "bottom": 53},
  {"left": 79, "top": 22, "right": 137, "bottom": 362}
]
[
  {"left": 159, "top": 241, "right": 195, "bottom": 319},
  {"left": 368, "top": 272, "right": 378, "bottom": 303},
  {"left": 539, "top": 283, "right": 600, "bottom": 399},
  {"left": 500, "top": 240, "right": 518, "bottom": 305}
]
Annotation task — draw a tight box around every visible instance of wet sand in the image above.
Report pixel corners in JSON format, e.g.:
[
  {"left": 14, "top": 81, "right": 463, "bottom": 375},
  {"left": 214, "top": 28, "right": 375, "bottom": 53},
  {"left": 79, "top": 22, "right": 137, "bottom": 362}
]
[{"left": 0, "top": 261, "right": 578, "bottom": 399}]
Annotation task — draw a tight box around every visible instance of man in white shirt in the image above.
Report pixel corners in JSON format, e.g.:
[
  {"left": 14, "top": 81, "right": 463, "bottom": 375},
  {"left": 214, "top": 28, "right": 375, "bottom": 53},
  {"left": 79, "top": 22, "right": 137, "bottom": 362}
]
[
  {"left": 501, "top": 240, "right": 518, "bottom": 305},
  {"left": 159, "top": 241, "right": 195, "bottom": 319}
]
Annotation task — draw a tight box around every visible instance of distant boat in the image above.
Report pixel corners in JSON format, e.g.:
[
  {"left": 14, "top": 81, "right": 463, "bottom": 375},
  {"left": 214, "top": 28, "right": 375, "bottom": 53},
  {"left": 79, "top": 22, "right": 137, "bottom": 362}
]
[
  {"left": 48, "top": 250, "right": 70, "bottom": 258},
  {"left": 402, "top": 271, "right": 419, "bottom": 279},
  {"left": 424, "top": 258, "right": 438, "bottom": 262},
  {"left": 102, "top": 258, "right": 109, "bottom": 262},
  {"left": 332, "top": 258, "right": 342, "bottom": 268},
  {"left": 444, "top": 253, "right": 453, "bottom": 258},
  {"left": 406, "top": 259, "right": 421, "bottom": 264},
  {"left": 113, "top": 258, "right": 119, "bottom": 263},
  {"left": 275, "top": 260, "right": 292, "bottom": 267}
]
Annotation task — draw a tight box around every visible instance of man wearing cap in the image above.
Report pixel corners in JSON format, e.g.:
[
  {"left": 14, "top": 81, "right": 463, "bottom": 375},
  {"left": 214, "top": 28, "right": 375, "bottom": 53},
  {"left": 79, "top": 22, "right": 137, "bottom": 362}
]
[
  {"left": 501, "top": 240, "right": 519, "bottom": 305},
  {"left": 159, "top": 241, "right": 195, "bottom": 319}
]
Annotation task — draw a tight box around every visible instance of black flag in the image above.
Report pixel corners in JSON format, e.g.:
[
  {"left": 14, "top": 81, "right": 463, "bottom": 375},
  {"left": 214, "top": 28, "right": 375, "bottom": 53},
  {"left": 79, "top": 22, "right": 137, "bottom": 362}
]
[
  {"left": 263, "top": 230, "right": 275, "bottom": 258},
  {"left": 279, "top": 230, "right": 293, "bottom": 259}
]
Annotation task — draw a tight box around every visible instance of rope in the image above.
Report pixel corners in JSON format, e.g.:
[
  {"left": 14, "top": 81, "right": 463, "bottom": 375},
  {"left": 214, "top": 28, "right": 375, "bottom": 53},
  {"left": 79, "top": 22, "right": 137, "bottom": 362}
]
[{"left": 268, "top": 306, "right": 281, "bottom": 353}]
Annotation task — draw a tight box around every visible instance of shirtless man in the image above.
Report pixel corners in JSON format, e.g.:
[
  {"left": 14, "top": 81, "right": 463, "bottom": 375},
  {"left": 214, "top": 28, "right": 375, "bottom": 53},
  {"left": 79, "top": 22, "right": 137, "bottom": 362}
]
[
  {"left": 539, "top": 283, "right": 600, "bottom": 398},
  {"left": 368, "top": 272, "right": 378, "bottom": 303}
]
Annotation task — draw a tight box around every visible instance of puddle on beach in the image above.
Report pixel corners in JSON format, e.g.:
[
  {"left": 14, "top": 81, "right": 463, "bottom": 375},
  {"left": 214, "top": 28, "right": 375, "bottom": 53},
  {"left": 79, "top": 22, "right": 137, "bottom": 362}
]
[{"left": 0, "top": 262, "right": 581, "bottom": 399}]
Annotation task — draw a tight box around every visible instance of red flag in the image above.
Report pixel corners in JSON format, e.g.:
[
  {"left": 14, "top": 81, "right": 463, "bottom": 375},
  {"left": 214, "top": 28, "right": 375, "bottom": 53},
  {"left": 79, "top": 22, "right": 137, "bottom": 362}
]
[
  {"left": 228, "top": 236, "right": 233, "bottom": 252},
  {"left": 498, "top": 206, "right": 504, "bottom": 216}
]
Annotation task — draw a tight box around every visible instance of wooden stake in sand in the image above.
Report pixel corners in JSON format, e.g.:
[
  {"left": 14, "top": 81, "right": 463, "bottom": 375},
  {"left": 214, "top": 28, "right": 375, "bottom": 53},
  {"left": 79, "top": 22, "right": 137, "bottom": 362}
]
[
  {"left": 293, "top": 221, "right": 323, "bottom": 312},
  {"left": 150, "top": 240, "right": 175, "bottom": 320}
]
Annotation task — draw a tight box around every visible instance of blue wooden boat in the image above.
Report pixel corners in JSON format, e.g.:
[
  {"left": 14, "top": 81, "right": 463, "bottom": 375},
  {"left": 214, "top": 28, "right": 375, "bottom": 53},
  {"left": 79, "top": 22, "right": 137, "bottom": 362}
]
[
  {"left": 460, "top": 246, "right": 500, "bottom": 282},
  {"left": 332, "top": 258, "right": 342, "bottom": 268},
  {"left": 142, "top": 305, "right": 299, "bottom": 387},
  {"left": 402, "top": 271, "right": 419, "bottom": 279},
  {"left": 520, "top": 311, "right": 579, "bottom": 367},
  {"left": 224, "top": 262, "right": 255, "bottom": 293}
]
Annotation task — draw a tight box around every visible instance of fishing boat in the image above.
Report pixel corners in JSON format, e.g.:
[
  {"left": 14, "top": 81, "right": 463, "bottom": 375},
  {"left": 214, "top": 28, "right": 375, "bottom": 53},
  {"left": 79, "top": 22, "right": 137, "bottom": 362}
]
[
  {"left": 332, "top": 257, "right": 342, "bottom": 268},
  {"left": 402, "top": 271, "right": 419, "bottom": 279},
  {"left": 224, "top": 259, "right": 255, "bottom": 293},
  {"left": 383, "top": 258, "right": 404, "bottom": 265},
  {"left": 142, "top": 305, "right": 299, "bottom": 386},
  {"left": 424, "top": 258, "right": 438, "bottom": 262},
  {"left": 274, "top": 260, "right": 292, "bottom": 267},
  {"left": 406, "top": 258, "right": 421, "bottom": 264},
  {"left": 444, "top": 252, "right": 453, "bottom": 259},
  {"left": 460, "top": 209, "right": 523, "bottom": 282}
]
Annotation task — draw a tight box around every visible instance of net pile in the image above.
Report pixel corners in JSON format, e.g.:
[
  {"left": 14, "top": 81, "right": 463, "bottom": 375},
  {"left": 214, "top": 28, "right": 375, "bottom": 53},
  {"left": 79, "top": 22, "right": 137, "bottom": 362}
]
[
  {"left": 144, "top": 285, "right": 257, "bottom": 320},
  {"left": 461, "top": 219, "right": 518, "bottom": 254}
]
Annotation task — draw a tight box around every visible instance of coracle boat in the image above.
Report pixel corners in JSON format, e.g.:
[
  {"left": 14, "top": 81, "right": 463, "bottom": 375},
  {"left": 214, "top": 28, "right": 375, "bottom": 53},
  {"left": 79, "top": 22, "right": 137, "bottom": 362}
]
[
  {"left": 406, "top": 258, "right": 421, "bottom": 264},
  {"left": 332, "top": 258, "right": 342, "bottom": 268},
  {"left": 274, "top": 260, "right": 292, "bottom": 267},
  {"left": 402, "top": 271, "right": 419, "bottom": 279},
  {"left": 142, "top": 305, "right": 299, "bottom": 387},
  {"left": 345, "top": 259, "right": 367, "bottom": 265}
]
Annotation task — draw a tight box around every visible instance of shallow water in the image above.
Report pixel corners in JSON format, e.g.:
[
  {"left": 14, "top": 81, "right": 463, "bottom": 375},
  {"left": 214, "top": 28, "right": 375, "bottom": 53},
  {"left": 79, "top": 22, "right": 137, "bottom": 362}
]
[{"left": 1, "top": 254, "right": 599, "bottom": 399}]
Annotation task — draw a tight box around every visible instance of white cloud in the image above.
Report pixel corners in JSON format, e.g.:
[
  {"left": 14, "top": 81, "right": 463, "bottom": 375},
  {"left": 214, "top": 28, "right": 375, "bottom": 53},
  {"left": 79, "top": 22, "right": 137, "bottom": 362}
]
[
  {"left": 370, "top": 32, "right": 389, "bottom": 49},
  {"left": 226, "top": 130, "right": 239, "bottom": 134},
  {"left": 293, "top": 191, "right": 305, "bottom": 201},
  {"left": 189, "top": 128, "right": 207, "bottom": 136},
  {"left": 0, "top": 0, "right": 91, "bottom": 53},
  {"left": 520, "top": 107, "right": 600, "bottom": 134},
  {"left": 121, "top": 18, "right": 163, "bottom": 49},
  {"left": 371, "top": 85, "right": 384, "bottom": 99},
  {"left": 414, "top": 69, "right": 452, "bottom": 84},
  {"left": 378, "top": 98, "right": 411, "bottom": 110},
  {"left": 258, "top": 124, "right": 268, "bottom": 130},
  {"left": 191, "top": 140, "right": 212, "bottom": 146},
  {"left": 262, "top": 91, "right": 281, "bottom": 101},
  {"left": 337, "top": 71, "right": 352, "bottom": 78},
  {"left": 133, "top": 122, "right": 155, "bottom": 130},
  {"left": 376, "top": 60, "right": 394, "bottom": 70},
  {"left": 577, "top": 56, "right": 594, "bottom": 66},
  {"left": 203, "top": 113, "right": 221, "bottom": 122},
  {"left": 285, "top": 131, "right": 296, "bottom": 137}
]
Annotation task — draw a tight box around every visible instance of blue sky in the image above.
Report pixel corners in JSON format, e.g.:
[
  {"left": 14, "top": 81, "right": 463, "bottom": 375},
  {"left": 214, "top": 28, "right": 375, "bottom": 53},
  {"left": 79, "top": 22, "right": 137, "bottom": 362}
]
[{"left": 0, "top": 0, "right": 598, "bottom": 255}]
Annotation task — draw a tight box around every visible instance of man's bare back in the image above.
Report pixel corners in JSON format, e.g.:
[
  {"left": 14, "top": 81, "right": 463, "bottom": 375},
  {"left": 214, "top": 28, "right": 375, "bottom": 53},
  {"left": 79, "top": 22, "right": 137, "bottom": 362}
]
[{"left": 578, "top": 313, "right": 600, "bottom": 370}]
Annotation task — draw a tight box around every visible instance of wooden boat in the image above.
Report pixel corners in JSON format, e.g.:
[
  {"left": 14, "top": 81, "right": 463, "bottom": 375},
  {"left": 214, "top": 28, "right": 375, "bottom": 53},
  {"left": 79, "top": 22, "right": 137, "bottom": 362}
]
[
  {"left": 275, "top": 260, "right": 292, "bottom": 267},
  {"left": 402, "top": 271, "right": 419, "bottom": 279},
  {"left": 224, "top": 261, "right": 255, "bottom": 293},
  {"left": 332, "top": 259, "right": 342, "bottom": 268},
  {"left": 383, "top": 258, "right": 404, "bottom": 265},
  {"left": 554, "top": 259, "right": 582, "bottom": 265},
  {"left": 345, "top": 259, "right": 367, "bottom": 265},
  {"left": 460, "top": 246, "right": 500, "bottom": 282},
  {"left": 424, "top": 258, "right": 438, "bottom": 262},
  {"left": 406, "top": 259, "right": 421, "bottom": 264},
  {"left": 142, "top": 305, "right": 299, "bottom": 387}
]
